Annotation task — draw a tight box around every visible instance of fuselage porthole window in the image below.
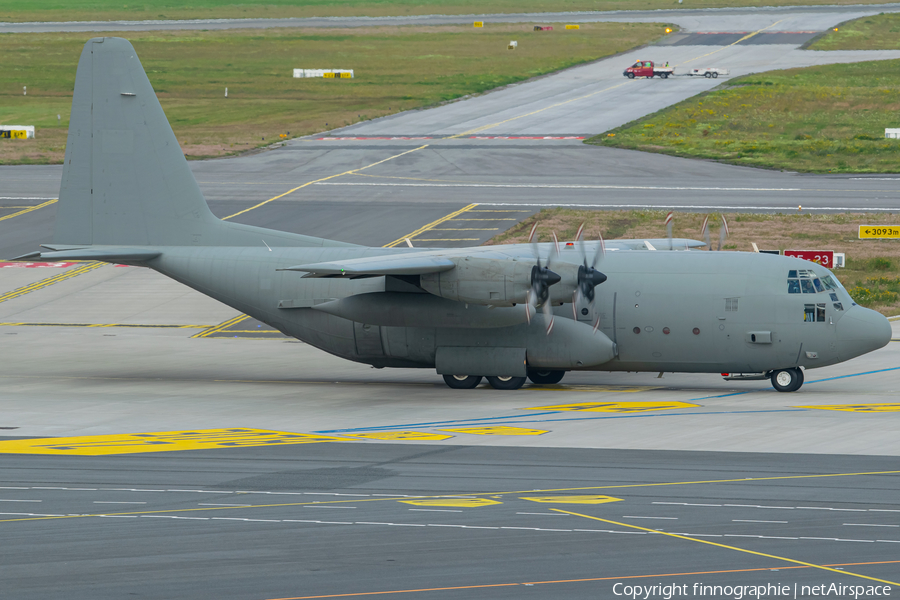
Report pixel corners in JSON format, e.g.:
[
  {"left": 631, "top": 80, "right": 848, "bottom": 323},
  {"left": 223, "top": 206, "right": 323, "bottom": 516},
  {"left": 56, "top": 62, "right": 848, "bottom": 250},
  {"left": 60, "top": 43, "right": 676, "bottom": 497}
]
[{"left": 804, "top": 304, "right": 816, "bottom": 322}]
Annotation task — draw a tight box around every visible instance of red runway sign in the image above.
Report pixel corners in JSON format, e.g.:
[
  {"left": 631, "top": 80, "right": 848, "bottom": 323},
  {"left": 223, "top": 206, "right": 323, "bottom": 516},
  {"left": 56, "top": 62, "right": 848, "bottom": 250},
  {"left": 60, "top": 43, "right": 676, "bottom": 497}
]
[{"left": 783, "top": 250, "right": 835, "bottom": 267}]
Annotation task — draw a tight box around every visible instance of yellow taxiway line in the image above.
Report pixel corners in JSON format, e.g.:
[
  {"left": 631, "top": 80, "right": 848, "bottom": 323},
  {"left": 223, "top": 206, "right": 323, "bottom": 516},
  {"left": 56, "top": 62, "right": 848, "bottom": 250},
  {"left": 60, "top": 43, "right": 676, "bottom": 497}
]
[
  {"left": 553, "top": 509, "right": 900, "bottom": 587},
  {"left": 222, "top": 145, "right": 429, "bottom": 221},
  {"left": 0, "top": 261, "right": 104, "bottom": 304},
  {"left": 0, "top": 198, "right": 57, "bottom": 223}
]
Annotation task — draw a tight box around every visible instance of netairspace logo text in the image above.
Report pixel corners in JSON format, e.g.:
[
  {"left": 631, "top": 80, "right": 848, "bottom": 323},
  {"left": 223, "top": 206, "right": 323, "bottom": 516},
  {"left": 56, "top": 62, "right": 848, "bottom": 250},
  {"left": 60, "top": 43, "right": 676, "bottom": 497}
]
[{"left": 612, "top": 582, "right": 893, "bottom": 599}]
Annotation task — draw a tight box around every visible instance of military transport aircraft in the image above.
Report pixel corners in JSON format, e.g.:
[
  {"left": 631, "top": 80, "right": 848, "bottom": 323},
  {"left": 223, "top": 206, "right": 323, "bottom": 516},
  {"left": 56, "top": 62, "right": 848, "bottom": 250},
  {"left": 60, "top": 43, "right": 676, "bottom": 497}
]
[{"left": 17, "top": 38, "right": 892, "bottom": 392}]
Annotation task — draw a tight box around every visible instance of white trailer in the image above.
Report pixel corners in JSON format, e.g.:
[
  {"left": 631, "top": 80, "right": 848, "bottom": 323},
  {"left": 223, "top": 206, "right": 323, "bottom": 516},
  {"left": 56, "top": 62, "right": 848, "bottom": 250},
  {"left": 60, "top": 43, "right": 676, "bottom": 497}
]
[{"left": 689, "top": 67, "right": 729, "bottom": 78}]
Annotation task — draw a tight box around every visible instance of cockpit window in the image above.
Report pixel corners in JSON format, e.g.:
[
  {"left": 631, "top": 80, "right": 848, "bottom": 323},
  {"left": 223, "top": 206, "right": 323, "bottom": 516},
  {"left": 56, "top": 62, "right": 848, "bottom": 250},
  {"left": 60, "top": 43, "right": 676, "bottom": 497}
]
[{"left": 788, "top": 270, "right": 839, "bottom": 294}]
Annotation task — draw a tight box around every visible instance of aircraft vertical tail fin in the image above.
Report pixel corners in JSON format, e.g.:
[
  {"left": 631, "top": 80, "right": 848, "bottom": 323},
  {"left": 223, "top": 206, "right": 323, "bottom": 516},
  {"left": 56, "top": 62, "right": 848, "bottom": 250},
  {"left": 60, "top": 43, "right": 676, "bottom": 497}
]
[
  {"left": 54, "top": 37, "right": 354, "bottom": 250},
  {"left": 56, "top": 37, "right": 218, "bottom": 247}
]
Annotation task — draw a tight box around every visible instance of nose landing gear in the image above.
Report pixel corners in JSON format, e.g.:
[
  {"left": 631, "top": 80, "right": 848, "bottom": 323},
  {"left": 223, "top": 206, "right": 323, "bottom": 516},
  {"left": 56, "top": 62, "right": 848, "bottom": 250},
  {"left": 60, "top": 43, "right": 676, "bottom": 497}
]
[{"left": 770, "top": 367, "right": 804, "bottom": 392}]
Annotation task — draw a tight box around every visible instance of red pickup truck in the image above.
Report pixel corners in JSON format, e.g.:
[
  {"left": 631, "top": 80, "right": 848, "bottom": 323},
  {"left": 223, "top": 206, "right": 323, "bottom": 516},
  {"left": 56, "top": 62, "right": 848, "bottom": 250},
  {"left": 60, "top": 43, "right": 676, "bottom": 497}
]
[{"left": 623, "top": 60, "right": 675, "bottom": 79}]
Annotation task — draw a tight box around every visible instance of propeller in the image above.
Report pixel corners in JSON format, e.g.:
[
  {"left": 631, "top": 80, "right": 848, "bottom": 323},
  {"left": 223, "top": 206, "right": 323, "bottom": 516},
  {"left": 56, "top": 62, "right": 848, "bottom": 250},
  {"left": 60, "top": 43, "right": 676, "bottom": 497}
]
[
  {"left": 571, "top": 222, "right": 608, "bottom": 333},
  {"left": 716, "top": 215, "right": 729, "bottom": 251},
  {"left": 700, "top": 215, "right": 711, "bottom": 250},
  {"left": 525, "top": 224, "right": 561, "bottom": 334},
  {"left": 665, "top": 211, "right": 674, "bottom": 250}
]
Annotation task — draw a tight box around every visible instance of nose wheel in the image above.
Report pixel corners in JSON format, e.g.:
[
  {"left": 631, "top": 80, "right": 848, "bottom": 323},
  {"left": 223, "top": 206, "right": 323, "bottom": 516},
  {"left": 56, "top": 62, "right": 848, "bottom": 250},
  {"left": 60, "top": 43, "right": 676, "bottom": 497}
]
[{"left": 770, "top": 368, "right": 804, "bottom": 392}]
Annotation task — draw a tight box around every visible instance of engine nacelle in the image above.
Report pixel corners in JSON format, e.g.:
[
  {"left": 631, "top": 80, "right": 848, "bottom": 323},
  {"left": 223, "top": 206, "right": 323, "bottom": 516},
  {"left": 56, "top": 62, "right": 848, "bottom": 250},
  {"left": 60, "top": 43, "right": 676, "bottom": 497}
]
[{"left": 420, "top": 257, "right": 578, "bottom": 307}]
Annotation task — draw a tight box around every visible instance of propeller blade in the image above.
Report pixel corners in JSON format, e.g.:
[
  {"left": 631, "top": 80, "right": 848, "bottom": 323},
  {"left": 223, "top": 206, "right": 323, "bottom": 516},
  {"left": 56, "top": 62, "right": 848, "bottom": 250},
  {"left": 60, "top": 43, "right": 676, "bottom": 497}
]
[
  {"left": 525, "top": 290, "right": 533, "bottom": 325},
  {"left": 666, "top": 211, "right": 674, "bottom": 251},
  {"left": 542, "top": 301, "right": 554, "bottom": 335},
  {"left": 527, "top": 221, "right": 538, "bottom": 244},
  {"left": 592, "top": 316, "right": 601, "bottom": 334},
  {"left": 572, "top": 290, "right": 579, "bottom": 320},
  {"left": 717, "top": 215, "right": 728, "bottom": 251},
  {"left": 591, "top": 233, "right": 605, "bottom": 268},
  {"left": 551, "top": 231, "right": 560, "bottom": 258},
  {"left": 575, "top": 222, "right": 585, "bottom": 243}
]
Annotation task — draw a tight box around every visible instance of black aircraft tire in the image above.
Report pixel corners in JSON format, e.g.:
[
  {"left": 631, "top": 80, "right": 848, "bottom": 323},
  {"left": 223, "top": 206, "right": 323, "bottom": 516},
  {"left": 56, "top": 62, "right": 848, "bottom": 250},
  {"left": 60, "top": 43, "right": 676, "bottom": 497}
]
[
  {"left": 443, "top": 374, "right": 483, "bottom": 389},
  {"left": 527, "top": 369, "right": 565, "bottom": 385},
  {"left": 486, "top": 376, "right": 527, "bottom": 390},
  {"left": 770, "top": 368, "right": 802, "bottom": 392}
]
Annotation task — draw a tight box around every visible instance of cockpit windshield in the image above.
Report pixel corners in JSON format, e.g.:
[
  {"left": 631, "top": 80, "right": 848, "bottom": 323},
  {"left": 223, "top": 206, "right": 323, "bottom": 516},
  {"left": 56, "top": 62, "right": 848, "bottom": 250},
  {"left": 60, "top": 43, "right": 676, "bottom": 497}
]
[
  {"left": 788, "top": 269, "right": 840, "bottom": 294},
  {"left": 788, "top": 268, "right": 845, "bottom": 311}
]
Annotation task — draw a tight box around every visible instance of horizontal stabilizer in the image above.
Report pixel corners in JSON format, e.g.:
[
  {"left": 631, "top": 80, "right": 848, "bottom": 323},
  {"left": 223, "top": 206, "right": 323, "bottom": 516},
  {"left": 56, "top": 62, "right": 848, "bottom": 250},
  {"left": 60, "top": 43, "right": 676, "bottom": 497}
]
[
  {"left": 283, "top": 254, "right": 456, "bottom": 277},
  {"left": 12, "top": 247, "right": 161, "bottom": 263}
]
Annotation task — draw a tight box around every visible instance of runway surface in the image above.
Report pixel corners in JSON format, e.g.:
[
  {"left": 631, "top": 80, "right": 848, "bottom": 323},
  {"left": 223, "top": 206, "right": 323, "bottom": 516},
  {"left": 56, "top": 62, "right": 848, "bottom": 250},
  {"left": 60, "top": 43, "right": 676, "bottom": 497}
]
[
  {"left": 2, "top": 445, "right": 899, "bottom": 600},
  {"left": 3, "top": 6, "right": 900, "bottom": 598}
]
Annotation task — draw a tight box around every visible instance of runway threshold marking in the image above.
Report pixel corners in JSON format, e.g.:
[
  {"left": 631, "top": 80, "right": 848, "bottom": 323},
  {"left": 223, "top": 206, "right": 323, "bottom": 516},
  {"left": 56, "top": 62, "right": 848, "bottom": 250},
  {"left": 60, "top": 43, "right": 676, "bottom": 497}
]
[
  {"left": 677, "top": 19, "right": 785, "bottom": 67},
  {"left": 0, "top": 261, "right": 104, "bottom": 305},
  {"left": 0, "top": 198, "right": 56, "bottom": 223},
  {"left": 265, "top": 561, "right": 900, "bottom": 600},
  {"left": 552, "top": 509, "right": 900, "bottom": 587},
  {"left": 222, "top": 144, "right": 429, "bottom": 221}
]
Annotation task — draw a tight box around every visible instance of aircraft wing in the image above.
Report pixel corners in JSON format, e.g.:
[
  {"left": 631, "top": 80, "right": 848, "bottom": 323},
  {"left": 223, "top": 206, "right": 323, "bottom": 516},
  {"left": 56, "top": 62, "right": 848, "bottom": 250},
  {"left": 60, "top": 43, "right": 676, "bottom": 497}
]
[{"left": 282, "top": 254, "right": 457, "bottom": 277}]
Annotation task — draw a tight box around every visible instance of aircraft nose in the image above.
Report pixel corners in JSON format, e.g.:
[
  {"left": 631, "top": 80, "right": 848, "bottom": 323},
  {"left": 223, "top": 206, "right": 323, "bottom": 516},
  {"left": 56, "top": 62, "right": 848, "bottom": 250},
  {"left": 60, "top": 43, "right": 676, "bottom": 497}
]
[{"left": 836, "top": 306, "right": 892, "bottom": 361}]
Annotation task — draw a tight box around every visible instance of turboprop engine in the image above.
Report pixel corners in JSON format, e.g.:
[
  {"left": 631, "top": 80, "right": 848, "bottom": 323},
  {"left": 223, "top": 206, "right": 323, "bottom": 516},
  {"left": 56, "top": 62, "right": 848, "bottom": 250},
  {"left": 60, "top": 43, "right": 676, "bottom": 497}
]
[{"left": 418, "top": 257, "right": 579, "bottom": 307}]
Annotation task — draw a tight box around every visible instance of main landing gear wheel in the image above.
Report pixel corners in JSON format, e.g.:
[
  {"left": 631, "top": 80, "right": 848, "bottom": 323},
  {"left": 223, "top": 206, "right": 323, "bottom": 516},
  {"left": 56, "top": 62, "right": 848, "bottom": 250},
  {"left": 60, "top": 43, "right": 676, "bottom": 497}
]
[
  {"left": 770, "top": 368, "right": 804, "bottom": 392},
  {"left": 442, "top": 374, "right": 482, "bottom": 389},
  {"left": 486, "top": 376, "right": 527, "bottom": 390},
  {"left": 527, "top": 369, "right": 565, "bottom": 385}
]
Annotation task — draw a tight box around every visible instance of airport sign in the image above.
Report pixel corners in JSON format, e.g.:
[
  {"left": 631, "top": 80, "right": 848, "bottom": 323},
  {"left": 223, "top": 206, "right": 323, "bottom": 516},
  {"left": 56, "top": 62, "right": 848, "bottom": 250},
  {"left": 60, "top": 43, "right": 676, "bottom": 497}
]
[
  {"left": 783, "top": 250, "right": 835, "bottom": 267},
  {"left": 859, "top": 225, "right": 900, "bottom": 239}
]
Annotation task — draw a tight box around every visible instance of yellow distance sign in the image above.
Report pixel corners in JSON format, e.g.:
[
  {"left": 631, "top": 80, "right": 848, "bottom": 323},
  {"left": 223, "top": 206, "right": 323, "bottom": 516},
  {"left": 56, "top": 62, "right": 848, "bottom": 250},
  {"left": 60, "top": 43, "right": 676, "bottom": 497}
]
[
  {"left": 797, "top": 404, "right": 900, "bottom": 413},
  {"left": 0, "top": 428, "right": 355, "bottom": 456},
  {"left": 401, "top": 498, "right": 501, "bottom": 508},
  {"left": 439, "top": 426, "right": 547, "bottom": 436},
  {"left": 524, "top": 401, "right": 699, "bottom": 413},
  {"left": 342, "top": 431, "right": 453, "bottom": 441},
  {"left": 859, "top": 226, "right": 900, "bottom": 239},
  {"left": 565, "top": 24, "right": 580, "bottom": 30},
  {"left": 521, "top": 495, "right": 622, "bottom": 505},
  {"left": 473, "top": 21, "right": 484, "bottom": 27}
]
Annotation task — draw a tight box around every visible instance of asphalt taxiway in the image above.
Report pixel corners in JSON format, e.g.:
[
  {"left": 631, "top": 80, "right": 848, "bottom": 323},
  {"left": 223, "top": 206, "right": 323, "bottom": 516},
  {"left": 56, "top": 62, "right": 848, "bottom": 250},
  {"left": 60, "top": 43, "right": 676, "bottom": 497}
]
[{"left": 2, "top": 5, "right": 900, "bottom": 599}]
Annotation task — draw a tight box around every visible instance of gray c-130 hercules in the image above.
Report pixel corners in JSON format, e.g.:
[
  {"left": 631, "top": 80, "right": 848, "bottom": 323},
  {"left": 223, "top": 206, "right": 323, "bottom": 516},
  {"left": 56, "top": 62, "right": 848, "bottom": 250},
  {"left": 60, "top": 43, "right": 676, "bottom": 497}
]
[{"left": 18, "top": 38, "right": 892, "bottom": 392}]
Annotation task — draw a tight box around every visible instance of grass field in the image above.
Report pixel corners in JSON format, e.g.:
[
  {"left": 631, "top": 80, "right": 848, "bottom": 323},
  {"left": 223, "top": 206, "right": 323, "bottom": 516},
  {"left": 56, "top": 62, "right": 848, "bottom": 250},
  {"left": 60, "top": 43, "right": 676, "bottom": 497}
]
[
  {"left": 0, "top": 23, "right": 663, "bottom": 164},
  {"left": 486, "top": 209, "right": 900, "bottom": 315},
  {"left": 587, "top": 60, "right": 900, "bottom": 173},
  {"left": 0, "top": 0, "right": 894, "bottom": 23},
  {"left": 809, "top": 12, "right": 900, "bottom": 50}
]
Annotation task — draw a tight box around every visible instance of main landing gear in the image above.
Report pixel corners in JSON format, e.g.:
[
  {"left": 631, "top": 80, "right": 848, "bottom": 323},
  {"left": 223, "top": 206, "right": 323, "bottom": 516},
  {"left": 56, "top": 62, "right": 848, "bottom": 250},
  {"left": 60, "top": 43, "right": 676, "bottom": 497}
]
[
  {"left": 442, "top": 369, "right": 566, "bottom": 390},
  {"left": 769, "top": 367, "right": 804, "bottom": 393}
]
